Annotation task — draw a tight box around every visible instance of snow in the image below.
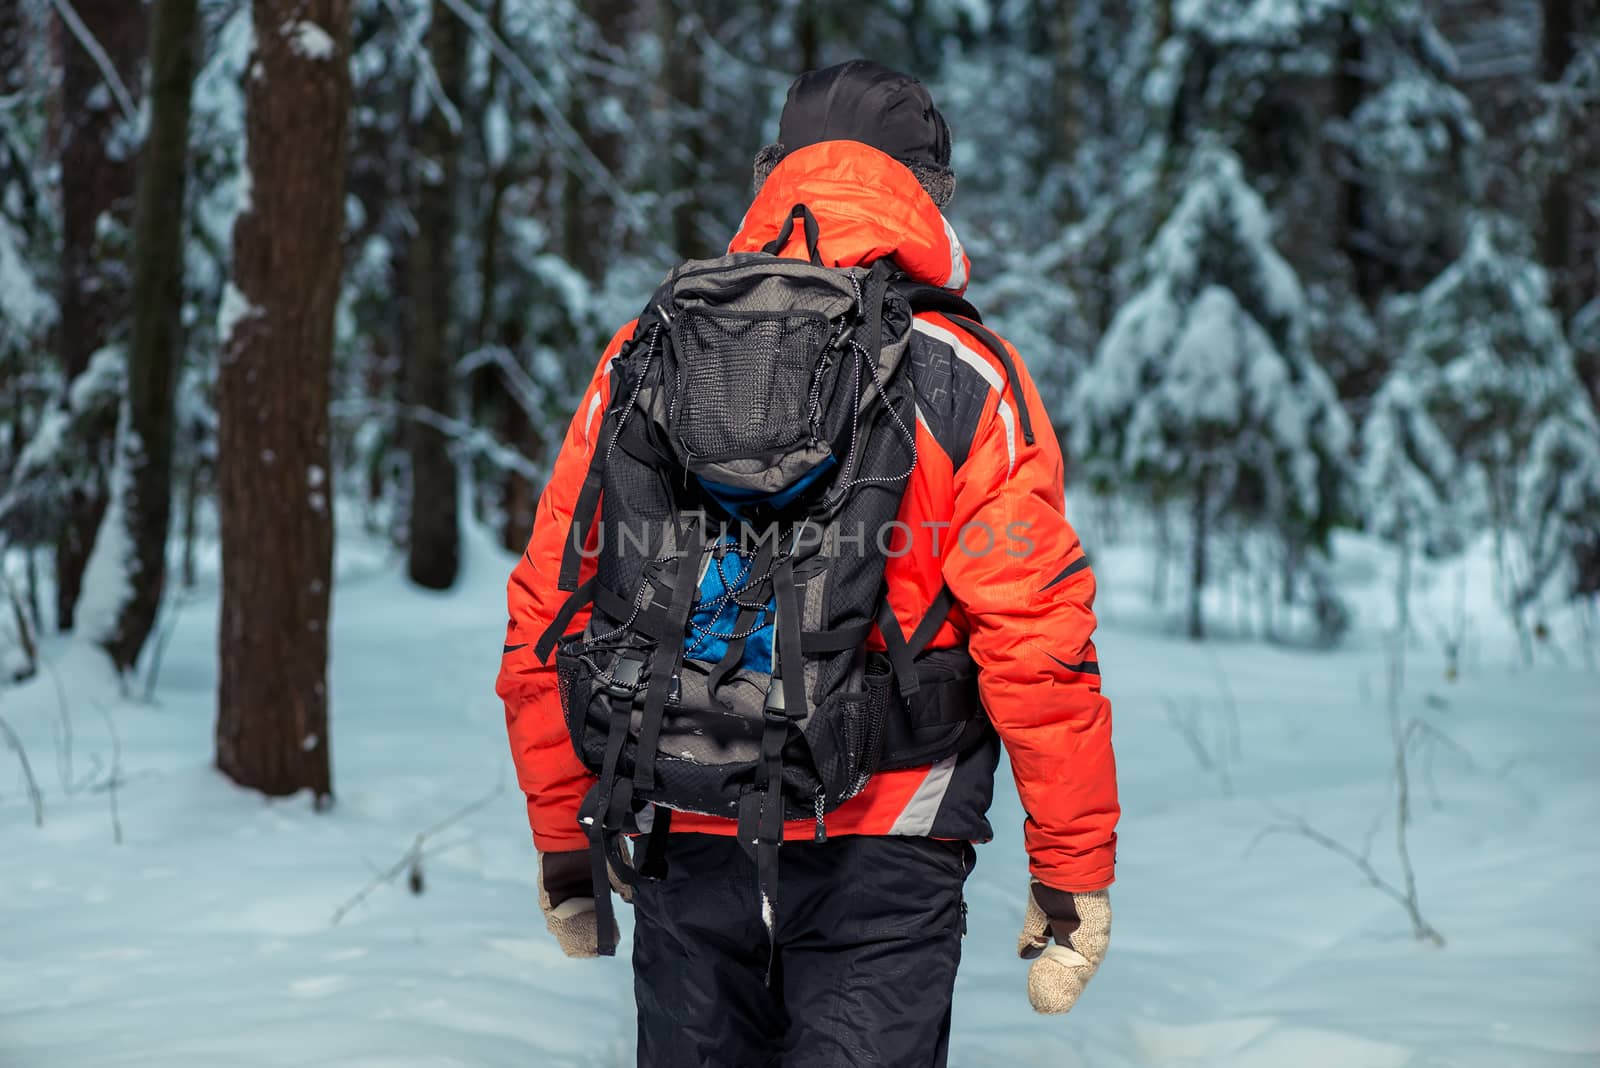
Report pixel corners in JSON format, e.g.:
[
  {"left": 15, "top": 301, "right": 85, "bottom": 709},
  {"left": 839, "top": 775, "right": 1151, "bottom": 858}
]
[
  {"left": 2, "top": 514, "right": 1596, "bottom": 1066},
  {"left": 484, "top": 100, "right": 511, "bottom": 170},
  {"left": 1147, "top": 147, "right": 1305, "bottom": 333},
  {"left": 73, "top": 411, "right": 137, "bottom": 648},
  {"left": 1074, "top": 146, "right": 1347, "bottom": 539},
  {"left": 0, "top": 215, "right": 51, "bottom": 333},
  {"left": 284, "top": 20, "right": 337, "bottom": 62},
  {"left": 217, "top": 282, "right": 261, "bottom": 346},
  {"left": 1173, "top": 0, "right": 1343, "bottom": 45}
]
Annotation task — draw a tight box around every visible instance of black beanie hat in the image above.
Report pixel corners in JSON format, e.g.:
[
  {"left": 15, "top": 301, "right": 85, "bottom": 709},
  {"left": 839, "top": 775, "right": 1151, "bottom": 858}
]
[{"left": 753, "top": 59, "right": 956, "bottom": 208}]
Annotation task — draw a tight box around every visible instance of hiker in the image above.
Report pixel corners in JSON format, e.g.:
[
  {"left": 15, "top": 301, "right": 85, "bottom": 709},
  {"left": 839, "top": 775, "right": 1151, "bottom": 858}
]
[{"left": 497, "top": 59, "right": 1118, "bottom": 1067}]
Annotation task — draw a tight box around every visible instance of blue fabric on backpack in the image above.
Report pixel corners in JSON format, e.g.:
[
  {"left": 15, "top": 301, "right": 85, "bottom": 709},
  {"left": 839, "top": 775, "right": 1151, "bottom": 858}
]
[
  {"left": 685, "top": 458, "right": 835, "bottom": 672},
  {"left": 694, "top": 456, "right": 836, "bottom": 519},
  {"left": 683, "top": 538, "right": 775, "bottom": 672}
]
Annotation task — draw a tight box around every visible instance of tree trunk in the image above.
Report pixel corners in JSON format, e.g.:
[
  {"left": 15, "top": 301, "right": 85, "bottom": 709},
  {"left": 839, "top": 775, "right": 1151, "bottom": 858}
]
[
  {"left": 1188, "top": 476, "right": 1209, "bottom": 641},
  {"left": 1038, "top": 0, "right": 1078, "bottom": 219},
  {"left": 54, "top": 0, "right": 145, "bottom": 632},
  {"left": 566, "top": 0, "right": 633, "bottom": 279},
  {"left": 1539, "top": 0, "right": 1577, "bottom": 320},
  {"left": 404, "top": 0, "right": 466, "bottom": 591},
  {"left": 215, "top": 0, "right": 351, "bottom": 802},
  {"left": 180, "top": 436, "right": 201, "bottom": 590},
  {"left": 105, "top": 0, "right": 199, "bottom": 672},
  {"left": 1333, "top": 12, "right": 1381, "bottom": 310},
  {"left": 659, "top": 0, "right": 713, "bottom": 260},
  {"left": 1151, "top": 500, "right": 1169, "bottom": 608},
  {"left": 0, "top": 0, "right": 26, "bottom": 93}
]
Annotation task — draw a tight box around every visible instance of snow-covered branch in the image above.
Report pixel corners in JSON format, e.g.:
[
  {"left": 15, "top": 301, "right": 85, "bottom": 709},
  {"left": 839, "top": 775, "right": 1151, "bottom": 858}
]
[
  {"left": 330, "top": 398, "right": 544, "bottom": 483},
  {"left": 433, "top": 0, "right": 654, "bottom": 241}
]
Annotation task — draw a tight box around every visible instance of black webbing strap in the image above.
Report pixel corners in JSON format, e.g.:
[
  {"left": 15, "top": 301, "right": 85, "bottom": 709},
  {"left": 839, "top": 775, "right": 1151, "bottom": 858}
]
[
  {"left": 593, "top": 583, "right": 647, "bottom": 626},
  {"left": 875, "top": 600, "right": 921, "bottom": 703},
  {"left": 591, "top": 654, "right": 643, "bottom": 834},
  {"left": 534, "top": 576, "right": 598, "bottom": 663},
  {"left": 761, "top": 202, "right": 824, "bottom": 265},
  {"left": 798, "top": 620, "right": 872, "bottom": 654},
  {"left": 907, "top": 586, "right": 955, "bottom": 658},
  {"left": 875, "top": 585, "right": 957, "bottom": 703},
  {"left": 558, "top": 464, "right": 606, "bottom": 591},
  {"left": 584, "top": 805, "right": 618, "bottom": 957},
  {"left": 747, "top": 554, "right": 813, "bottom": 985},
  {"left": 580, "top": 649, "right": 643, "bottom": 957},
  {"left": 632, "top": 517, "right": 705, "bottom": 793},
  {"left": 706, "top": 600, "right": 762, "bottom": 698},
  {"left": 947, "top": 314, "right": 1036, "bottom": 446},
  {"left": 865, "top": 259, "right": 890, "bottom": 368}
]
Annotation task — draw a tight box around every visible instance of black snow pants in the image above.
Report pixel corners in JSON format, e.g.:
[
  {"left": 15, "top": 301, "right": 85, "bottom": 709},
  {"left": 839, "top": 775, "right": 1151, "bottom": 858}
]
[{"left": 632, "top": 832, "right": 975, "bottom": 1068}]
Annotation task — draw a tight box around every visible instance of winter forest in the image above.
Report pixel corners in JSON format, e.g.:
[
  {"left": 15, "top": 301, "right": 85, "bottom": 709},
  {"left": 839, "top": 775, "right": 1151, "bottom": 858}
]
[{"left": 2, "top": 1, "right": 1598, "bottom": 1066}]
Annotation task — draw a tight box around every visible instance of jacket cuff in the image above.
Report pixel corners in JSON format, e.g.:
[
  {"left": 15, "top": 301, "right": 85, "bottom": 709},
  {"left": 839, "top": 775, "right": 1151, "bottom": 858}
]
[{"left": 1029, "top": 835, "right": 1116, "bottom": 894}]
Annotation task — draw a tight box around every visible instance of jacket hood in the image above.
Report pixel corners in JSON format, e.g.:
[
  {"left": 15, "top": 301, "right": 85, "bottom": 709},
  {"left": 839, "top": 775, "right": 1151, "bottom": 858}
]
[{"left": 728, "top": 140, "right": 971, "bottom": 293}]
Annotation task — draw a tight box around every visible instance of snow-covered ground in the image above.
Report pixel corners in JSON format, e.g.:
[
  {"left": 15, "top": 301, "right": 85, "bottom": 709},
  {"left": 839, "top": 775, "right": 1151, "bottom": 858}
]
[{"left": 2, "top": 519, "right": 1596, "bottom": 1067}]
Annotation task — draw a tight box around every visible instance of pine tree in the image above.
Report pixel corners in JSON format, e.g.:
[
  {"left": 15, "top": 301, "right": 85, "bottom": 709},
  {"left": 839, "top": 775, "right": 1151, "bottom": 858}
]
[
  {"left": 1073, "top": 146, "right": 1350, "bottom": 639},
  {"left": 1383, "top": 219, "right": 1593, "bottom": 649},
  {"left": 1517, "top": 410, "right": 1600, "bottom": 605}
]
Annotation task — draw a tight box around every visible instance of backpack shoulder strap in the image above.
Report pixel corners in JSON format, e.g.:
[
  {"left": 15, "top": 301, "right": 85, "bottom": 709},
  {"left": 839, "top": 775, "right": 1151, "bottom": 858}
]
[
  {"left": 941, "top": 313, "right": 1036, "bottom": 448},
  {"left": 894, "top": 279, "right": 981, "bottom": 321},
  {"left": 894, "top": 277, "right": 1037, "bottom": 449}
]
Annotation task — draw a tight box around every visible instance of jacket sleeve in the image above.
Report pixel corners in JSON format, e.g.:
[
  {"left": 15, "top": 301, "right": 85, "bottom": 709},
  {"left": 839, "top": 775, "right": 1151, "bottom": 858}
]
[
  {"left": 939, "top": 329, "right": 1119, "bottom": 893},
  {"left": 497, "top": 322, "right": 635, "bottom": 853}
]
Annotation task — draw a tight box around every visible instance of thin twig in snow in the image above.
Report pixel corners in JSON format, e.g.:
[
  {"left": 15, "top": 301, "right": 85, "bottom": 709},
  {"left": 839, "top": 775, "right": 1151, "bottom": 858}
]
[
  {"left": 2, "top": 567, "right": 38, "bottom": 676},
  {"left": 1383, "top": 644, "right": 1435, "bottom": 944},
  {"left": 47, "top": 0, "right": 140, "bottom": 123},
  {"left": 140, "top": 591, "right": 191, "bottom": 703},
  {"left": 0, "top": 704, "right": 44, "bottom": 826},
  {"left": 93, "top": 700, "right": 122, "bottom": 845},
  {"left": 1249, "top": 810, "right": 1444, "bottom": 945},
  {"left": 1204, "top": 646, "right": 1242, "bottom": 759},
  {"left": 330, "top": 782, "right": 504, "bottom": 925},
  {"left": 31, "top": 648, "right": 78, "bottom": 793}
]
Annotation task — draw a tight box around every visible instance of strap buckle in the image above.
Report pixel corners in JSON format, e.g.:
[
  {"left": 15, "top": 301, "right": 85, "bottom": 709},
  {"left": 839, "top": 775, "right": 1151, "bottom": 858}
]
[{"left": 601, "top": 652, "right": 644, "bottom": 697}]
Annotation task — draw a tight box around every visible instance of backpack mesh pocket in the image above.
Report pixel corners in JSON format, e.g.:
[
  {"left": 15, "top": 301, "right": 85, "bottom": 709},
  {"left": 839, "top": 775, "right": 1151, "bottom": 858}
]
[
  {"left": 554, "top": 642, "right": 603, "bottom": 767},
  {"left": 672, "top": 309, "right": 831, "bottom": 461}
]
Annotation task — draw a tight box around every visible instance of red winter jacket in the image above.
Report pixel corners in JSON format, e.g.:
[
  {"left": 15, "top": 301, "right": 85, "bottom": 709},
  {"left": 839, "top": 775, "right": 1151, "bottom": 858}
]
[{"left": 497, "top": 141, "right": 1118, "bottom": 892}]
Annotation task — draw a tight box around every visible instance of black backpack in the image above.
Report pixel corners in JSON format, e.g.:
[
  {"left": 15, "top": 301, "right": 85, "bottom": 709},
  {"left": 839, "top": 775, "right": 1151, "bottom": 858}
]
[{"left": 534, "top": 205, "right": 1005, "bottom": 956}]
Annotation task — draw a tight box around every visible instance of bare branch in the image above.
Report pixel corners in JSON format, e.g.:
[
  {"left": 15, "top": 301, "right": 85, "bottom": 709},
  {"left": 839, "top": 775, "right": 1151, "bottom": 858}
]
[
  {"left": 140, "top": 591, "right": 192, "bottom": 703},
  {"left": 0, "top": 703, "right": 43, "bottom": 826},
  {"left": 433, "top": 0, "right": 658, "bottom": 244},
  {"left": 331, "top": 782, "right": 504, "bottom": 925},
  {"left": 330, "top": 398, "right": 544, "bottom": 482},
  {"left": 93, "top": 700, "right": 122, "bottom": 845},
  {"left": 456, "top": 344, "right": 547, "bottom": 424},
  {"left": 377, "top": 0, "right": 462, "bottom": 136},
  {"left": 2, "top": 567, "right": 38, "bottom": 677},
  {"left": 31, "top": 647, "right": 77, "bottom": 793},
  {"left": 47, "top": 0, "right": 140, "bottom": 123}
]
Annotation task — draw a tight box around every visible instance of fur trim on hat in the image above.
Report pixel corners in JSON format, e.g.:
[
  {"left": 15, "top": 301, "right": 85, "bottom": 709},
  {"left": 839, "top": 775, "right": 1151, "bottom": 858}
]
[{"left": 752, "top": 142, "right": 956, "bottom": 209}]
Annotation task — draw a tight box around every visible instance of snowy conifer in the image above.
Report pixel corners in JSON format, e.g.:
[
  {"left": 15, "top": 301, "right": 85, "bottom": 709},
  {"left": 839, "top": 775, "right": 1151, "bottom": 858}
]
[
  {"left": 1377, "top": 220, "right": 1592, "bottom": 647},
  {"left": 1073, "top": 146, "right": 1350, "bottom": 638}
]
